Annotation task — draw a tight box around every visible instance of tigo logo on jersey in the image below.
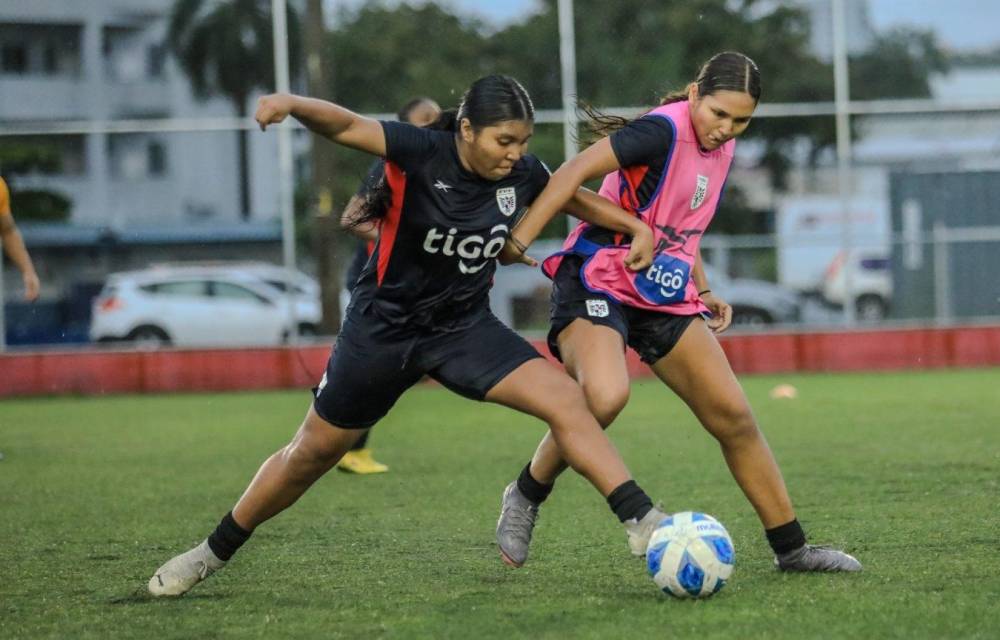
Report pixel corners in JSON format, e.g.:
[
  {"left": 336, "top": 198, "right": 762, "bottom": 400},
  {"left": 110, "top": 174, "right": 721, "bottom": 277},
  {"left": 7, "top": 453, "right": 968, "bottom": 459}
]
[
  {"left": 690, "top": 174, "right": 709, "bottom": 209},
  {"left": 586, "top": 299, "right": 610, "bottom": 318},
  {"left": 635, "top": 254, "right": 691, "bottom": 305},
  {"left": 496, "top": 187, "right": 517, "bottom": 216},
  {"left": 422, "top": 224, "right": 509, "bottom": 274}
]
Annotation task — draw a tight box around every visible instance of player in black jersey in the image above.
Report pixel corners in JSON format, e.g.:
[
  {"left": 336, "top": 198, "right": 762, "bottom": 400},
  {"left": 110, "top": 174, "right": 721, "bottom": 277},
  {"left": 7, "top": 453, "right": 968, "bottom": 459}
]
[
  {"left": 336, "top": 97, "right": 442, "bottom": 475},
  {"left": 148, "top": 75, "right": 669, "bottom": 596}
]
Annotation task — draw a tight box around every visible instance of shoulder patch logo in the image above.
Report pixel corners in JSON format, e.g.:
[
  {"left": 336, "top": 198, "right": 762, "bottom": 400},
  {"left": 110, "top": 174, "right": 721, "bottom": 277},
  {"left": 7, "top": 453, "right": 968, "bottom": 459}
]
[
  {"left": 496, "top": 186, "right": 517, "bottom": 216},
  {"left": 585, "top": 299, "right": 610, "bottom": 318},
  {"left": 690, "top": 174, "right": 709, "bottom": 209}
]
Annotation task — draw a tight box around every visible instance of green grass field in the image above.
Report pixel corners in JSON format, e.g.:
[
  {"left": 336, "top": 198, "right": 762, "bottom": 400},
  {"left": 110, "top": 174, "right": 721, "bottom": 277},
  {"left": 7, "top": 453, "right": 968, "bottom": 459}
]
[{"left": 2, "top": 368, "right": 999, "bottom": 639}]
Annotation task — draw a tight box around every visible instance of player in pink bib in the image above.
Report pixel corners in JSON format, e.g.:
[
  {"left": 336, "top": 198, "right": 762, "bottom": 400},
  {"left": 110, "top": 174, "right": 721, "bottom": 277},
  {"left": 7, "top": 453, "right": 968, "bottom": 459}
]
[{"left": 496, "top": 52, "right": 862, "bottom": 573}]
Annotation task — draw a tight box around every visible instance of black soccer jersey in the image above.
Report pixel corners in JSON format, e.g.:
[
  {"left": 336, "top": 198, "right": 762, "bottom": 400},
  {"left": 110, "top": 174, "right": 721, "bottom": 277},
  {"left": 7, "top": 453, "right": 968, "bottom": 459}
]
[{"left": 353, "top": 120, "right": 550, "bottom": 329}]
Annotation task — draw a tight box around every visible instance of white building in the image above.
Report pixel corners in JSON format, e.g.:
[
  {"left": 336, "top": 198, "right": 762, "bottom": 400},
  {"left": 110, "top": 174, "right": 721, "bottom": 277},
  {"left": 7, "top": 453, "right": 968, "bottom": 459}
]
[{"left": 0, "top": 0, "right": 282, "bottom": 228}]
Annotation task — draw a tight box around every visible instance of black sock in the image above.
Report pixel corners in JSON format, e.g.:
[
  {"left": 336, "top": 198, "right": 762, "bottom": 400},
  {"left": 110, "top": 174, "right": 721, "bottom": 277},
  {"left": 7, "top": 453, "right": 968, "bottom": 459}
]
[
  {"left": 516, "top": 463, "right": 554, "bottom": 504},
  {"left": 351, "top": 430, "right": 370, "bottom": 451},
  {"left": 606, "top": 480, "right": 653, "bottom": 523},
  {"left": 765, "top": 518, "right": 807, "bottom": 555},
  {"left": 207, "top": 511, "right": 253, "bottom": 561}
]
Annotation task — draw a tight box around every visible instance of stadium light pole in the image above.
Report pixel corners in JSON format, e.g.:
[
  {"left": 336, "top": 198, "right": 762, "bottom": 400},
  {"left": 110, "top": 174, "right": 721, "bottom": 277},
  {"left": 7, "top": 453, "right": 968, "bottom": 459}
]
[
  {"left": 557, "top": 0, "right": 578, "bottom": 233},
  {"left": 272, "top": 0, "right": 299, "bottom": 343},
  {"left": 832, "top": 0, "right": 856, "bottom": 326}
]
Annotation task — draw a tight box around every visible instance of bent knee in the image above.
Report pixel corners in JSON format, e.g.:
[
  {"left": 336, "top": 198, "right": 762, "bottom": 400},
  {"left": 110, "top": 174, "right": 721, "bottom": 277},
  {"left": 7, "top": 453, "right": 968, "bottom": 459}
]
[
  {"left": 704, "top": 402, "right": 759, "bottom": 443},
  {"left": 582, "top": 382, "right": 629, "bottom": 428}
]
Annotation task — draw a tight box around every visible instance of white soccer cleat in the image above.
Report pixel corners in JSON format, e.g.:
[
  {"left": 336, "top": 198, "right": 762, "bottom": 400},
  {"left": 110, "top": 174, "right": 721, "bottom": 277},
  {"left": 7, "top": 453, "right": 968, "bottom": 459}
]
[
  {"left": 624, "top": 506, "right": 670, "bottom": 556},
  {"left": 148, "top": 540, "right": 226, "bottom": 597}
]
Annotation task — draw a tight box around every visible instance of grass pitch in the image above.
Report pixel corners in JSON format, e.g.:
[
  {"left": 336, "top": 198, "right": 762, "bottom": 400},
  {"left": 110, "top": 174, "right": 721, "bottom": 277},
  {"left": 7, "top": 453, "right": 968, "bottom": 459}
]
[{"left": 1, "top": 368, "right": 998, "bottom": 639}]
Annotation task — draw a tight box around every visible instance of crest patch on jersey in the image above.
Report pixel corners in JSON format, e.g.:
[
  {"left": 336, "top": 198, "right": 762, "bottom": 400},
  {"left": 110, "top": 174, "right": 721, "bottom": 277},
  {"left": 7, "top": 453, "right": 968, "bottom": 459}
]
[
  {"left": 496, "top": 187, "right": 517, "bottom": 216},
  {"left": 585, "top": 299, "right": 610, "bottom": 318},
  {"left": 690, "top": 174, "right": 709, "bottom": 210}
]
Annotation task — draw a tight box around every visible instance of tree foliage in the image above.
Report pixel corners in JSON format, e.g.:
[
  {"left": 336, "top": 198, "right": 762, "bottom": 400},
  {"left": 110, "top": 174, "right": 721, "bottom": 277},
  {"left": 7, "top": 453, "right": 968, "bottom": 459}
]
[
  {"left": 315, "top": 0, "right": 945, "bottom": 235},
  {"left": 167, "top": 0, "right": 301, "bottom": 217}
]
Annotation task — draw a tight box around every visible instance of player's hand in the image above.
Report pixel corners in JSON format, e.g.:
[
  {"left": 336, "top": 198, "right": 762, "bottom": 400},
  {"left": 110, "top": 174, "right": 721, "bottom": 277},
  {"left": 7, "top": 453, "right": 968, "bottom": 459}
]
[
  {"left": 702, "top": 292, "right": 732, "bottom": 334},
  {"left": 255, "top": 94, "right": 294, "bottom": 131},
  {"left": 624, "top": 225, "right": 654, "bottom": 271},
  {"left": 499, "top": 238, "right": 538, "bottom": 267},
  {"left": 22, "top": 270, "right": 39, "bottom": 302}
]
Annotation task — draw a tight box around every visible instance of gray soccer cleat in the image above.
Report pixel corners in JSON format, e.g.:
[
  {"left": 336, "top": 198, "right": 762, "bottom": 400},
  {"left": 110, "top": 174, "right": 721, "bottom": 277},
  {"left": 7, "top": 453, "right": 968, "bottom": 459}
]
[
  {"left": 623, "top": 506, "right": 669, "bottom": 556},
  {"left": 148, "top": 540, "right": 226, "bottom": 596},
  {"left": 775, "top": 544, "right": 862, "bottom": 572},
  {"left": 496, "top": 481, "right": 540, "bottom": 568}
]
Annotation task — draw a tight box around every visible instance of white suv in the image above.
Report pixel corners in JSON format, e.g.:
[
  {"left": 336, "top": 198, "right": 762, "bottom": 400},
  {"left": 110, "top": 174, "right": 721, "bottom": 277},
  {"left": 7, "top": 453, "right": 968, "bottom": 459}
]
[
  {"left": 90, "top": 264, "right": 320, "bottom": 347},
  {"left": 822, "top": 251, "right": 892, "bottom": 321}
]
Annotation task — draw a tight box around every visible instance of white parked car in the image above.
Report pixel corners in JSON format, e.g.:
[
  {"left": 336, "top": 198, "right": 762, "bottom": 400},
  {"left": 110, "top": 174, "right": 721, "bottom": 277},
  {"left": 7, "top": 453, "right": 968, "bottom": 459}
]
[
  {"left": 90, "top": 264, "right": 320, "bottom": 347},
  {"left": 822, "top": 251, "right": 892, "bottom": 321}
]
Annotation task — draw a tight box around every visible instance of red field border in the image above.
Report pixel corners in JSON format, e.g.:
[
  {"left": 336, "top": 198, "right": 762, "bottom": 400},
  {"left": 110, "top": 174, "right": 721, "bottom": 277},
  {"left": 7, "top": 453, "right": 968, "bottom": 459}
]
[{"left": 3, "top": 325, "right": 999, "bottom": 398}]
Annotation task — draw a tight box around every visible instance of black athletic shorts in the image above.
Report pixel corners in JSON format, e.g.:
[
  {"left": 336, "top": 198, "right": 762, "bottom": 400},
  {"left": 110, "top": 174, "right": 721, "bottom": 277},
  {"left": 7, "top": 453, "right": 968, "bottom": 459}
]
[
  {"left": 313, "top": 298, "right": 542, "bottom": 429},
  {"left": 547, "top": 255, "right": 699, "bottom": 365}
]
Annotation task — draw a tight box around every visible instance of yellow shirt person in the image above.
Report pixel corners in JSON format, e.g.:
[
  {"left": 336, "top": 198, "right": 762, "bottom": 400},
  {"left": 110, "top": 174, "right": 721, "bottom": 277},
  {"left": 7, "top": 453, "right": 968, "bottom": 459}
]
[{"left": 0, "top": 176, "right": 40, "bottom": 301}]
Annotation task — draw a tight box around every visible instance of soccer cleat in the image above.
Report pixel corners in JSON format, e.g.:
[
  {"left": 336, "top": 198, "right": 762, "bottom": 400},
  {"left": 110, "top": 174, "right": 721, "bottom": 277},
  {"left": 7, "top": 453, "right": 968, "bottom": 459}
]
[
  {"left": 148, "top": 540, "right": 226, "bottom": 597},
  {"left": 624, "top": 506, "right": 669, "bottom": 556},
  {"left": 496, "top": 481, "right": 540, "bottom": 568},
  {"left": 775, "top": 544, "right": 862, "bottom": 572},
  {"left": 336, "top": 449, "right": 389, "bottom": 474}
]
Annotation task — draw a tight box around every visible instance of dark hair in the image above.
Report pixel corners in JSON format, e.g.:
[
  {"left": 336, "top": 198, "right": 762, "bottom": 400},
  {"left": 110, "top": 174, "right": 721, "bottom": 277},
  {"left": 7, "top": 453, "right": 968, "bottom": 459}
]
[
  {"left": 397, "top": 97, "right": 438, "bottom": 123},
  {"left": 353, "top": 76, "right": 534, "bottom": 227},
  {"left": 584, "top": 51, "right": 761, "bottom": 137},
  {"left": 458, "top": 74, "right": 534, "bottom": 131}
]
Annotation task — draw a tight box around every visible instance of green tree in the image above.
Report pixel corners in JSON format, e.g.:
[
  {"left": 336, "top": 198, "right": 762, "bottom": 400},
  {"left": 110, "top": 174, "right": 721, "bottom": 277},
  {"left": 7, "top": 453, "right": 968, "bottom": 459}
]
[{"left": 166, "top": 0, "right": 301, "bottom": 219}]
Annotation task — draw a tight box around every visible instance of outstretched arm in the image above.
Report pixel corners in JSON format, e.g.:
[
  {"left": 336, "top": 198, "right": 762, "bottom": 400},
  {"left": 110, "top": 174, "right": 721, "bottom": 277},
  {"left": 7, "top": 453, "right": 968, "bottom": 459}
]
[
  {"left": 502, "top": 137, "right": 652, "bottom": 270},
  {"left": 255, "top": 94, "right": 386, "bottom": 157},
  {"left": 0, "top": 213, "right": 40, "bottom": 301}
]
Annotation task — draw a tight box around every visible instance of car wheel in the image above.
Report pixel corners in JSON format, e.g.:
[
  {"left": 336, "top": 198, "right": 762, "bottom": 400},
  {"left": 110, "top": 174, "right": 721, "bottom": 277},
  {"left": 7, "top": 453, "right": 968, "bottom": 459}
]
[
  {"left": 126, "top": 325, "right": 171, "bottom": 348},
  {"left": 856, "top": 295, "right": 887, "bottom": 322},
  {"left": 731, "top": 308, "right": 773, "bottom": 328}
]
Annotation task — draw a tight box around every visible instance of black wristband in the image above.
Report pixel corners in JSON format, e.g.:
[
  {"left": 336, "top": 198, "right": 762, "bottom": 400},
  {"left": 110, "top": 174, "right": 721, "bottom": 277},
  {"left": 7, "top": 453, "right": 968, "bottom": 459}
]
[
  {"left": 508, "top": 235, "right": 528, "bottom": 254},
  {"left": 698, "top": 288, "right": 712, "bottom": 296}
]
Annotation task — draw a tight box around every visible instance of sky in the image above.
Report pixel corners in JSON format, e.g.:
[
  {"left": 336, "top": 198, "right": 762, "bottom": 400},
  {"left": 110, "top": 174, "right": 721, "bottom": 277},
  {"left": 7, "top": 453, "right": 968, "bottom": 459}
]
[{"left": 328, "top": 0, "right": 1000, "bottom": 52}]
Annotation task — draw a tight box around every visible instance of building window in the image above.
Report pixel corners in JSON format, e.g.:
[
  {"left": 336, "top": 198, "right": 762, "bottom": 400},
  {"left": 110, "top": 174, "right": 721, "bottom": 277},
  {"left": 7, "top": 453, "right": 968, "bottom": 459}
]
[
  {"left": 146, "top": 44, "right": 165, "bottom": 78},
  {"left": 148, "top": 141, "right": 167, "bottom": 177},
  {"left": 1, "top": 44, "right": 27, "bottom": 73}
]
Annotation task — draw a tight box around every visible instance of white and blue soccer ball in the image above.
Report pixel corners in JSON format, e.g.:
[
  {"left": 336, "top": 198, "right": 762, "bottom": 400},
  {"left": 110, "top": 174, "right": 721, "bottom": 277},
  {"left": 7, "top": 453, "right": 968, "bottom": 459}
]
[{"left": 646, "top": 511, "right": 735, "bottom": 598}]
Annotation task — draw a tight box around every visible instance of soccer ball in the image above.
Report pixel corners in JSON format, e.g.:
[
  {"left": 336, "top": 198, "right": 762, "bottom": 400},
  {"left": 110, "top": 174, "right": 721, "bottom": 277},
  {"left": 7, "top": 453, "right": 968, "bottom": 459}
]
[{"left": 646, "top": 511, "right": 735, "bottom": 598}]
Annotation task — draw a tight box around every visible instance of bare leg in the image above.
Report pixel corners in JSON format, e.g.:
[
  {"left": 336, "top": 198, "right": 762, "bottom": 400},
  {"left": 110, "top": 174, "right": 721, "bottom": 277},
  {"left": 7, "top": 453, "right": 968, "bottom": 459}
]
[
  {"left": 486, "top": 357, "right": 631, "bottom": 497},
  {"left": 525, "top": 319, "right": 631, "bottom": 484},
  {"left": 650, "top": 318, "right": 795, "bottom": 528},
  {"left": 232, "top": 405, "right": 366, "bottom": 529}
]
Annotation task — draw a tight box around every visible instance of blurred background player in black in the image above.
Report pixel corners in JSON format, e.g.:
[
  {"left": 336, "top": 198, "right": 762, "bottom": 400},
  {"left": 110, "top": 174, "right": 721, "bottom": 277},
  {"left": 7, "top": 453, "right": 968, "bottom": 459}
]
[{"left": 336, "top": 97, "right": 441, "bottom": 474}]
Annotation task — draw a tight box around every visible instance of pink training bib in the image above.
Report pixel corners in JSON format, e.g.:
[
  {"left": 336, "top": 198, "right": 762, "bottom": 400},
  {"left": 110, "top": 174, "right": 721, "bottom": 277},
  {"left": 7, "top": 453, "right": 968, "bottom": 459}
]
[{"left": 543, "top": 100, "right": 735, "bottom": 315}]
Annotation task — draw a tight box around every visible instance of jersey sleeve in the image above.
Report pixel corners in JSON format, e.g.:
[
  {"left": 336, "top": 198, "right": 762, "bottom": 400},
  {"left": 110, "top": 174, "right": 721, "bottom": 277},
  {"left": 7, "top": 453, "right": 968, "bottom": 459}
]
[
  {"left": 608, "top": 115, "right": 676, "bottom": 168},
  {"left": 380, "top": 120, "right": 438, "bottom": 171}
]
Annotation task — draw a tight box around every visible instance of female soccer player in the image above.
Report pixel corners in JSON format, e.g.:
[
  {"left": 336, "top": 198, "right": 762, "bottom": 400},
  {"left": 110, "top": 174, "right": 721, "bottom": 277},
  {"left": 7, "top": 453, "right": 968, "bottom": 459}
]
[
  {"left": 495, "top": 53, "right": 862, "bottom": 572},
  {"left": 148, "top": 75, "right": 667, "bottom": 596}
]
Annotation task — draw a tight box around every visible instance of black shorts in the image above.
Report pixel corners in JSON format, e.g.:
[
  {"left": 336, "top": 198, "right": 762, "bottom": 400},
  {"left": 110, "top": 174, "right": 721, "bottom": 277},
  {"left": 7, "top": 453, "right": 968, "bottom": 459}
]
[
  {"left": 313, "top": 301, "right": 542, "bottom": 429},
  {"left": 548, "top": 255, "right": 698, "bottom": 365}
]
